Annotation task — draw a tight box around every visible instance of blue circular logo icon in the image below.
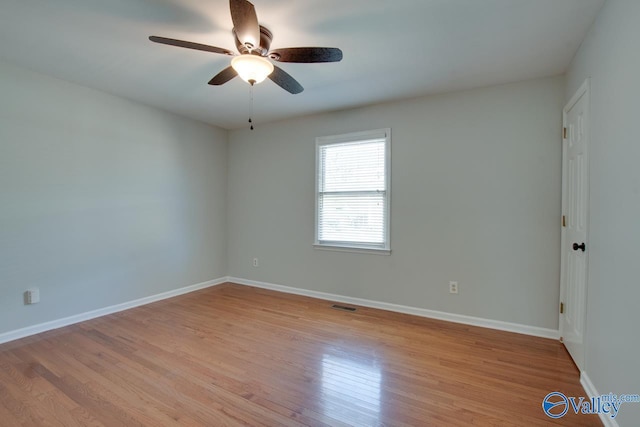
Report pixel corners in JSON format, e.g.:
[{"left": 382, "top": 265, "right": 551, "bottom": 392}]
[{"left": 542, "top": 392, "right": 569, "bottom": 418}]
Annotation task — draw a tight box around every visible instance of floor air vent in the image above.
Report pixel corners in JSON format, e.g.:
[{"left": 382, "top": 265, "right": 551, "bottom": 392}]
[{"left": 331, "top": 304, "right": 357, "bottom": 312}]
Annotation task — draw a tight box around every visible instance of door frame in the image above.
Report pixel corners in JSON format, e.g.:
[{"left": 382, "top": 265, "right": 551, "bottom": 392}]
[{"left": 559, "top": 78, "right": 590, "bottom": 369}]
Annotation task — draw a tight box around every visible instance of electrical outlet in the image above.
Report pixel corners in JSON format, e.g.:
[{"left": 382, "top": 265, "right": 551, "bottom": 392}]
[
  {"left": 449, "top": 281, "right": 458, "bottom": 294},
  {"left": 252, "top": 258, "right": 259, "bottom": 268},
  {"left": 25, "top": 288, "right": 40, "bottom": 304}
]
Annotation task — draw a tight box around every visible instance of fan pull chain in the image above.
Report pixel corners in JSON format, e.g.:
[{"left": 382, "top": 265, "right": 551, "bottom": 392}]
[{"left": 248, "top": 84, "right": 254, "bottom": 131}]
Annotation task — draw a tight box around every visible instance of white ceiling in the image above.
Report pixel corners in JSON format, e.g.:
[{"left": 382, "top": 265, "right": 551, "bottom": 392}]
[{"left": 0, "top": 0, "right": 604, "bottom": 130}]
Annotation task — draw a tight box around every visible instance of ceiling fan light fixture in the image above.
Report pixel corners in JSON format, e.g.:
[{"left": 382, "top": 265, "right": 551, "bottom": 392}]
[
  {"left": 231, "top": 54, "right": 274, "bottom": 85},
  {"left": 149, "top": 0, "right": 342, "bottom": 94}
]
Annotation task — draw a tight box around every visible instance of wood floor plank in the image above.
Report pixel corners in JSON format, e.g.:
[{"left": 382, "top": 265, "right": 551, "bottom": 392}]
[
  {"left": 0, "top": 283, "right": 601, "bottom": 426},
  {"left": 0, "top": 396, "right": 23, "bottom": 426}
]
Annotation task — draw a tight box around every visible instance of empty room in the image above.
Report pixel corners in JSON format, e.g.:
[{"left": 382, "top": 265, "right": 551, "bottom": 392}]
[{"left": 1, "top": 0, "right": 638, "bottom": 425}]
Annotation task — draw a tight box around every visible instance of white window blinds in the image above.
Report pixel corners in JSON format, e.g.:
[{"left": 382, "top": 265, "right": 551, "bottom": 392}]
[{"left": 315, "top": 129, "right": 391, "bottom": 252}]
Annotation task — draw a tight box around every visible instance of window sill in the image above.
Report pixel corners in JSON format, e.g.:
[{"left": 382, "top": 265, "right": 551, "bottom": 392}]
[{"left": 313, "top": 244, "right": 391, "bottom": 256}]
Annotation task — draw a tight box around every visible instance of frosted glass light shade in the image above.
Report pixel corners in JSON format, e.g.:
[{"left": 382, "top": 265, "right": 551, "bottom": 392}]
[{"left": 231, "top": 55, "right": 274, "bottom": 85}]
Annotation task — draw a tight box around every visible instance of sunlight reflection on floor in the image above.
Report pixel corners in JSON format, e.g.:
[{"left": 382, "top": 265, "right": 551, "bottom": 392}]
[{"left": 321, "top": 353, "right": 383, "bottom": 425}]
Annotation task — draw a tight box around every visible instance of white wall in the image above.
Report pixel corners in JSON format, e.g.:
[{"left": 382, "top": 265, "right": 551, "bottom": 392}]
[
  {"left": 228, "top": 76, "right": 565, "bottom": 330},
  {"left": 0, "top": 61, "right": 228, "bottom": 335},
  {"left": 566, "top": 0, "right": 640, "bottom": 424}
]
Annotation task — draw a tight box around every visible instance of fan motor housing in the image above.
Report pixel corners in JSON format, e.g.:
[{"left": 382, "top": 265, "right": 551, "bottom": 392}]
[{"left": 234, "top": 25, "right": 273, "bottom": 56}]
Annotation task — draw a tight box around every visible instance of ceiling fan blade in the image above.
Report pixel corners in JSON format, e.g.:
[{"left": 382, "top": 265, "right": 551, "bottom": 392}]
[
  {"left": 208, "top": 67, "right": 238, "bottom": 85},
  {"left": 229, "top": 0, "right": 261, "bottom": 50},
  {"left": 149, "top": 36, "right": 234, "bottom": 56},
  {"left": 269, "top": 47, "right": 343, "bottom": 63},
  {"left": 269, "top": 66, "right": 304, "bottom": 94}
]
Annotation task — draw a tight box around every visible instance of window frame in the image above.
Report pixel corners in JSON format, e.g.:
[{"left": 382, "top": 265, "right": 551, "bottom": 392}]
[{"left": 314, "top": 128, "right": 391, "bottom": 255}]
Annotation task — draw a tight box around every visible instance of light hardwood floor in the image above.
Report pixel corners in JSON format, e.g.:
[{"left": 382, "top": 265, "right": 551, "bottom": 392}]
[{"left": 0, "top": 283, "right": 600, "bottom": 426}]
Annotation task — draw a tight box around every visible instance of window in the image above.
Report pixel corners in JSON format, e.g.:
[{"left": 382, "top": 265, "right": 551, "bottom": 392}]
[{"left": 315, "top": 128, "right": 391, "bottom": 254}]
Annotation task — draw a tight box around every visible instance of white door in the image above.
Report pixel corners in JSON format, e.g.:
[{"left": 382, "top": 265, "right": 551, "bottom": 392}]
[{"left": 560, "top": 80, "right": 590, "bottom": 371}]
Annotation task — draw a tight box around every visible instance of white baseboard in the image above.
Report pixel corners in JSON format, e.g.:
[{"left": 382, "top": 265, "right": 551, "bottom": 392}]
[
  {"left": 581, "top": 372, "right": 620, "bottom": 427},
  {"left": 0, "top": 277, "right": 228, "bottom": 345},
  {"left": 2, "top": 276, "right": 559, "bottom": 346},
  {"left": 228, "top": 277, "right": 560, "bottom": 340}
]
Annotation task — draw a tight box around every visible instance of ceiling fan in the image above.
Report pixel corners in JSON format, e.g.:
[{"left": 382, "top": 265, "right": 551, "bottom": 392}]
[{"left": 149, "top": 0, "right": 343, "bottom": 94}]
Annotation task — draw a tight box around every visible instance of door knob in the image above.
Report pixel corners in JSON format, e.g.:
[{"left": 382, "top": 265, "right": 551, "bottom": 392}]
[{"left": 573, "top": 242, "right": 586, "bottom": 252}]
